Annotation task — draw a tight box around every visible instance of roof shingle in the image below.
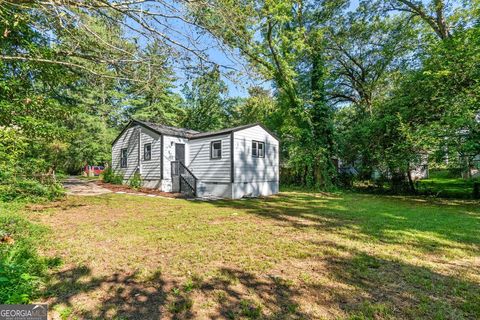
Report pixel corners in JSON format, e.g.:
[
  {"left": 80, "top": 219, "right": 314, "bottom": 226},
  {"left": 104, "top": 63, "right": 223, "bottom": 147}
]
[{"left": 112, "top": 119, "right": 278, "bottom": 145}]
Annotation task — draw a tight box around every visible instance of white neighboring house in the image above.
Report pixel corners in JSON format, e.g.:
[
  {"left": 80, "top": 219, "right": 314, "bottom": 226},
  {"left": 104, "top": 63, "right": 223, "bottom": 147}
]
[{"left": 111, "top": 120, "right": 280, "bottom": 199}]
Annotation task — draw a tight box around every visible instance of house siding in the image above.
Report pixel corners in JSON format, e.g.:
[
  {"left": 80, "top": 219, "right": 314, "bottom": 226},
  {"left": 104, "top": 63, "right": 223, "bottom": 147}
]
[
  {"left": 161, "top": 135, "right": 190, "bottom": 192},
  {"left": 111, "top": 122, "right": 279, "bottom": 198},
  {"left": 197, "top": 182, "right": 232, "bottom": 198},
  {"left": 232, "top": 125, "right": 279, "bottom": 198},
  {"left": 139, "top": 127, "right": 162, "bottom": 180},
  {"left": 188, "top": 134, "right": 231, "bottom": 183},
  {"left": 232, "top": 181, "right": 278, "bottom": 199},
  {"left": 112, "top": 126, "right": 140, "bottom": 180},
  {"left": 233, "top": 125, "right": 279, "bottom": 183}
]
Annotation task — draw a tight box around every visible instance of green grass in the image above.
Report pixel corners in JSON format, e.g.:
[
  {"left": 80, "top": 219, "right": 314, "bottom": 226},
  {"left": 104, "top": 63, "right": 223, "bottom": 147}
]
[
  {"left": 417, "top": 170, "right": 479, "bottom": 198},
  {"left": 27, "top": 192, "right": 480, "bottom": 319},
  {"left": 0, "top": 201, "right": 59, "bottom": 303}
]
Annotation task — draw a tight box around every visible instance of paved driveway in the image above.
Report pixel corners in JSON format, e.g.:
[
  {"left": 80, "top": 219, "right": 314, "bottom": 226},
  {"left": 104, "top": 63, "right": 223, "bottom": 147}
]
[{"left": 63, "top": 176, "right": 112, "bottom": 196}]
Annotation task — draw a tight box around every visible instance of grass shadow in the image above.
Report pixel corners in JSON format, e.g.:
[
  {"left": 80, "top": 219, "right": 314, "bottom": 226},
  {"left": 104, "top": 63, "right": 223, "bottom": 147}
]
[
  {"left": 44, "top": 266, "right": 167, "bottom": 319},
  {"left": 318, "top": 246, "right": 480, "bottom": 318},
  {"left": 211, "top": 192, "right": 480, "bottom": 255},
  {"left": 44, "top": 265, "right": 308, "bottom": 319}
]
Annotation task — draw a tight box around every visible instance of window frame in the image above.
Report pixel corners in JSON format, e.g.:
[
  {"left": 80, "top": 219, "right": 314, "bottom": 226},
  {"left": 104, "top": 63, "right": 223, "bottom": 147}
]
[
  {"left": 210, "top": 140, "right": 222, "bottom": 159},
  {"left": 252, "top": 140, "right": 265, "bottom": 158},
  {"left": 143, "top": 143, "right": 152, "bottom": 161},
  {"left": 120, "top": 148, "right": 128, "bottom": 168}
]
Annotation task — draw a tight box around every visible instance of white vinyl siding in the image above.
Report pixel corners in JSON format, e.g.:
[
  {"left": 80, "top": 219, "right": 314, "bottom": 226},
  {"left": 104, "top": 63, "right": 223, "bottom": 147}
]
[
  {"left": 188, "top": 134, "right": 231, "bottom": 183},
  {"left": 233, "top": 125, "right": 279, "bottom": 183},
  {"left": 112, "top": 126, "right": 140, "bottom": 180},
  {"left": 139, "top": 127, "right": 161, "bottom": 180}
]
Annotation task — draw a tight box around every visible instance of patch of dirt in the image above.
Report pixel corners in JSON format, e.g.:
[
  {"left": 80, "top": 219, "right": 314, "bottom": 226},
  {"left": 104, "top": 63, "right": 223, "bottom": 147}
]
[
  {"left": 27, "top": 201, "right": 87, "bottom": 212},
  {"left": 0, "top": 235, "right": 14, "bottom": 244},
  {"left": 95, "top": 181, "right": 185, "bottom": 198},
  {"left": 63, "top": 177, "right": 112, "bottom": 196}
]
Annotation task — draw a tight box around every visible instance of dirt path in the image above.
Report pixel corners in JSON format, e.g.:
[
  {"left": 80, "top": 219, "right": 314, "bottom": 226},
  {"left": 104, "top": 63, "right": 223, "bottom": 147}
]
[{"left": 63, "top": 176, "right": 112, "bottom": 196}]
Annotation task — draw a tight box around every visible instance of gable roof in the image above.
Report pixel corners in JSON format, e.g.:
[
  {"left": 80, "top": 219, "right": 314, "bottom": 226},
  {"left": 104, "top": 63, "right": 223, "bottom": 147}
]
[
  {"left": 135, "top": 120, "right": 199, "bottom": 137},
  {"left": 189, "top": 123, "right": 279, "bottom": 141},
  {"left": 112, "top": 120, "right": 279, "bottom": 145}
]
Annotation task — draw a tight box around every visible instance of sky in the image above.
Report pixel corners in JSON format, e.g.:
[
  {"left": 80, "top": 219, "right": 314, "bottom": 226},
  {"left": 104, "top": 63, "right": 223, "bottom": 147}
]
[{"left": 127, "top": 0, "right": 360, "bottom": 98}]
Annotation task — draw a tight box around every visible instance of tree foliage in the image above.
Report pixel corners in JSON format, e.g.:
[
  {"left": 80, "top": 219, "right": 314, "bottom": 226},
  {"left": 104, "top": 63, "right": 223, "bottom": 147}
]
[
  {"left": 181, "top": 66, "right": 229, "bottom": 131},
  {"left": 0, "top": 0, "right": 478, "bottom": 196}
]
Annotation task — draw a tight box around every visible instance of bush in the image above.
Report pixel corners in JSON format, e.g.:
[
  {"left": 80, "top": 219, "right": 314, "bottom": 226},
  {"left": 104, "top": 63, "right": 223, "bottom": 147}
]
[
  {"left": 337, "top": 172, "right": 354, "bottom": 188},
  {"left": 429, "top": 169, "right": 461, "bottom": 179},
  {"left": 0, "top": 179, "right": 64, "bottom": 202},
  {"left": 0, "top": 205, "right": 59, "bottom": 303},
  {"left": 129, "top": 171, "right": 142, "bottom": 189},
  {"left": 102, "top": 167, "right": 123, "bottom": 185}
]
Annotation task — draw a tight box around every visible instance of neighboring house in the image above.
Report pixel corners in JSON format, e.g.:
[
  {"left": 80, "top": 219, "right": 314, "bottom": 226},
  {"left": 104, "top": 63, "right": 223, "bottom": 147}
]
[
  {"left": 111, "top": 120, "right": 280, "bottom": 199},
  {"left": 410, "top": 152, "right": 429, "bottom": 181}
]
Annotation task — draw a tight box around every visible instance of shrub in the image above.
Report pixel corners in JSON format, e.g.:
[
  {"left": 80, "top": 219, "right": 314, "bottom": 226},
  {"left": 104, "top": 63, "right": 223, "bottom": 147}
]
[
  {"left": 129, "top": 171, "right": 142, "bottom": 189},
  {"left": 0, "top": 179, "right": 64, "bottom": 202},
  {"left": 102, "top": 167, "right": 123, "bottom": 185},
  {"left": 0, "top": 207, "right": 59, "bottom": 303},
  {"left": 101, "top": 167, "right": 113, "bottom": 182}
]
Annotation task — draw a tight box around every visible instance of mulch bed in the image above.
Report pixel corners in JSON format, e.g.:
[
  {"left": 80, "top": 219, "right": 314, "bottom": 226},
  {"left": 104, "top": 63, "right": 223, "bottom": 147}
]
[{"left": 95, "top": 181, "right": 185, "bottom": 198}]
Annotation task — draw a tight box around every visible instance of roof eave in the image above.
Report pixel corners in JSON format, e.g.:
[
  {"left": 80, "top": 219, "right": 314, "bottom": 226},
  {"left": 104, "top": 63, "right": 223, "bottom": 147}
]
[{"left": 112, "top": 121, "right": 279, "bottom": 145}]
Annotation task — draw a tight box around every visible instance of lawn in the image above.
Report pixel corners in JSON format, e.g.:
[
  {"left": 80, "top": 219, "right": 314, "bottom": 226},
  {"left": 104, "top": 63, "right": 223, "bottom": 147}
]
[
  {"left": 28, "top": 191, "right": 480, "bottom": 319},
  {"left": 417, "top": 170, "right": 480, "bottom": 199}
]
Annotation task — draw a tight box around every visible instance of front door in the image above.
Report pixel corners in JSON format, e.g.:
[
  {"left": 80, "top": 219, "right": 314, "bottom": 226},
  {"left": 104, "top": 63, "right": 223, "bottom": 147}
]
[
  {"left": 175, "top": 143, "right": 185, "bottom": 175},
  {"left": 171, "top": 143, "right": 185, "bottom": 192},
  {"left": 175, "top": 143, "right": 185, "bottom": 164}
]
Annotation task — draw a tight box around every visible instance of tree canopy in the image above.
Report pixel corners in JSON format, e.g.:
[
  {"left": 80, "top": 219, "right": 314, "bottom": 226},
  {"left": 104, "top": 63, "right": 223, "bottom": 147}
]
[{"left": 1, "top": 0, "right": 479, "bottom": 196}]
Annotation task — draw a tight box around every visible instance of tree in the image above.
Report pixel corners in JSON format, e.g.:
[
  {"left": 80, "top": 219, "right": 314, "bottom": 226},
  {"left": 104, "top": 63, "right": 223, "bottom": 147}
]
[
  {"left": 181, "top": 66, "right": 229, "bottom": 131},
  {"left": 388, "top": 24, "right": 480, "bottom": 176},
  {"left": 335, "top": 5, "right": 480, "bottom": 192},
  {"left": 125, "top": 42, "right": 184, "bottom": 126},
  {"left": 325, "top": 3, "right": 416, "bottom": 115},
  {"left": 0, "top": 2, "right": 137, "bottom": 176},
  {"left": 188, "top": 0, "right": 347, "bottom": 188},
  {"left": 229, "top": 87, "right": 277, "bottom": 126}
]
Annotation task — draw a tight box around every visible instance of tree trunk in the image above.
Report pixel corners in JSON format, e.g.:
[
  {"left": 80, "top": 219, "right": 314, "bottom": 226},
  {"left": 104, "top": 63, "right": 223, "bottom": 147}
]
[
  {"left": 310, "top": 44, "right": 335, "bottom": 188},
  {"left": 407, "top": 167, "right": 416, "bottom": 194}
]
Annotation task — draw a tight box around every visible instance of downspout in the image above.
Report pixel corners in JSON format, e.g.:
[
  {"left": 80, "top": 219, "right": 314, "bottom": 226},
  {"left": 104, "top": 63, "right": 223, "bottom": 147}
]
[
  {"left": 230, "top": 132, "right": 234, "bottom": 183},
  {"left": 230, "top": 132, "right": 234, "bottom": 198},
  {"left": 138, "top": 126, "right": 141, "bottom": 174},
  {"left": 160, "top": 134, "right": 164, "bottom": 180}
]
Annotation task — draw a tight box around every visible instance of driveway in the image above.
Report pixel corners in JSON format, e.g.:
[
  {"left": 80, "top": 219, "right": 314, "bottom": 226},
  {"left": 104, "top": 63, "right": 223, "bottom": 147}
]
[{"left": 63, "top": 176, "right": 112, "bottom": 196}]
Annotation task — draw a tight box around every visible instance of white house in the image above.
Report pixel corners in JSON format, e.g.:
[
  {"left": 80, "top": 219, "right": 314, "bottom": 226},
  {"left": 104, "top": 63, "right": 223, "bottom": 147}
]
[{"left": 111, "top": 120, "right": 280, "bottom": 199}]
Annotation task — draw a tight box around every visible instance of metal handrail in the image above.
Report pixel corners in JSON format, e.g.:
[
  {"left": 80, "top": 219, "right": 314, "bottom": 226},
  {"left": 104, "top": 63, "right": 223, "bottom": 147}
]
[{"left": 171, "top": 161, "right": 197, "bottom": 197}]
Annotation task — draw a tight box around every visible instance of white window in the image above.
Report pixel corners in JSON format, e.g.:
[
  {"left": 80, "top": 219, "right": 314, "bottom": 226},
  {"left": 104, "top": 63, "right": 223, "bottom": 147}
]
[
  {"left": 211, "top": 140, "right": 222, "bottom": 159},
  {"left": 252, "top": 141, "right": 265, "bottom": 158},
  {"left": 144, "top": 143, "right": 151, "bottom": 161}
]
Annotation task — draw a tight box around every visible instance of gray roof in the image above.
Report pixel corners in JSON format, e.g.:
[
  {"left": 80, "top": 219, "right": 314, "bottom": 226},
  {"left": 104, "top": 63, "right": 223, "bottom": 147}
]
[
  {"left": 112, "top": 120, "right": 278, "bottom": 145},
  {"left": 189, "top": 123, "right": 266, "bottom": 139},
  {"left": 135, "top": 120, "right": 199, "bottom": 138}
]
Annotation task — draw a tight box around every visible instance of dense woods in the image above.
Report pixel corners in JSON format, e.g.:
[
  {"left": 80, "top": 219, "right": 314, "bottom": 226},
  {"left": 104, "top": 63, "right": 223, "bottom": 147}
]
[{"left": 1, "top": 0, "right": 479, "bottom": 198}]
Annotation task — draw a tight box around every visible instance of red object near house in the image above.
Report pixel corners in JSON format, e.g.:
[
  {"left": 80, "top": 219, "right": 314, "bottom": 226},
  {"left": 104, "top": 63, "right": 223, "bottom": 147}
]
[{"left": 84, "top": 165, "right": 105, "bottom": 176}]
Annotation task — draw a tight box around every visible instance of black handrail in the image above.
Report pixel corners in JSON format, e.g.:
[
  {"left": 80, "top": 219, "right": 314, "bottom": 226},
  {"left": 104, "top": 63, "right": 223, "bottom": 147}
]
[{"left": 171, "top": 161, "right": 197, "bottom": 197}]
